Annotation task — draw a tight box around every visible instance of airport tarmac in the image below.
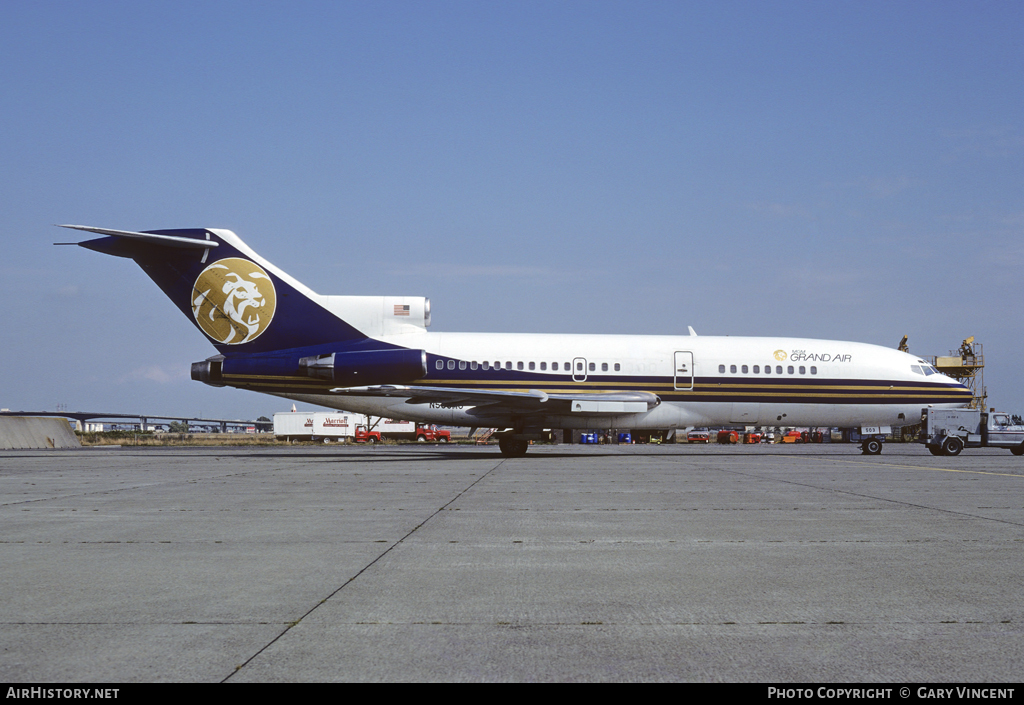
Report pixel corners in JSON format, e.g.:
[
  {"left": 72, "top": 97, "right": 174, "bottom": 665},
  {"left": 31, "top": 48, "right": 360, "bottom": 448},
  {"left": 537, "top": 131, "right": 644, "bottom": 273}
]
[{"left": 1, "top": 443, "right": 1022, "bottom": 683}]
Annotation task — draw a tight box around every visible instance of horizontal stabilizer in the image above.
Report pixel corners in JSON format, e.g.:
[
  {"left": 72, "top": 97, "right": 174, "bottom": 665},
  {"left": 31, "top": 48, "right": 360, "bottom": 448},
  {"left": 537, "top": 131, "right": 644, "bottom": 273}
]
[{"left": 56, "top": 225, "right": 218, "bottom": 250}]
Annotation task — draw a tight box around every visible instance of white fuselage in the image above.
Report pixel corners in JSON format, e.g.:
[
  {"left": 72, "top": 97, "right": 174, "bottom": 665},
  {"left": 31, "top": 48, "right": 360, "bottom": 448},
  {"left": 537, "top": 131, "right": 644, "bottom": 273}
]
[{"left": 276, "top": 331, "right": 970, "bottom": 430}]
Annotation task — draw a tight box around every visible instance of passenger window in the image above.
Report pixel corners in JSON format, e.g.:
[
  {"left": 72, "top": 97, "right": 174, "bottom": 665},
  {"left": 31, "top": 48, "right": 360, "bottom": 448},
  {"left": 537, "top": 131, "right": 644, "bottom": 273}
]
[
  {"left": 505, "top": 361, "right": 512, "bottom": 370},
  {"left": 753, "top": 365, "right": 759, "bottom": 374},
  {"left": 614, "top": 363, "right": 620, "bottom": 371},
  {"left": 589, "top": 362, "right": 595, "bottom": 372},
  {"left": 540, "top": 362, "right": 547, "bottom": 371},
  {"left": 517, "top": 361, "right": 524, "bottom": 371},
  {"left": 798, "top": 366, "right": 805, "bottom": 374},
  {"left": 810, "top": 366, "right": 817, "bottom": 375},
  {"left": 565, "top": 362, "right": 570, "bottom": 370},
  {"left": 552, "top": 362, "right": 558, "bottom": 371},
  {"left": 719, "top": 365, "right": 726, "bottom": 373},
  {"left": 741, "top": 365, "right": 748, "bottom": 374},
  {"left": 528, "top": 362, "right": 535, "bottom": 371},
  {"left": 447, "top": 360, "right": 455, "bottom": 370},
  {"left": 730, "top": 365, "right": 737, "bottom": 374},
  {"left": 482, "top": 361, "right": 490, "bottom": 370},
  {"left": 776, "top": 366, "right": 783, "bottom": 374},
  {"left": 436, "top": 360, "right": 444, "bottom": 370},
  {"left": 470, "top": 361, "right": 478, "bottom": 370},
  {"left": 459, "top": 361, "right": 467, "bottom": 370},
  {"left": 577, "top": 362, "right": 583, "bottom": 371},
  {"left": 787, "top": 366, "right": 794, "bottom": 374},
  {"left": 601, "top": 363, "right": 608, "bottom": 372},
  {"left": 765, "top": 365, "right": 771, "bottom": 374}
]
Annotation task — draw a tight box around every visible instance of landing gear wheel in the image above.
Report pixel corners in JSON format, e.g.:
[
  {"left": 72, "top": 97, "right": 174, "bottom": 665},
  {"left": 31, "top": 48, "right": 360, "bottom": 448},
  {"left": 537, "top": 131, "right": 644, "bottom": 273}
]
[
  {"left": 941, "top": 437, "right": 963, "bottom": 456},
  {"left": 498, "top": 437, "right": 529, "bottom": 457},
  {"left": 862, "top": 439, "right": 883, "bottom": 455}
]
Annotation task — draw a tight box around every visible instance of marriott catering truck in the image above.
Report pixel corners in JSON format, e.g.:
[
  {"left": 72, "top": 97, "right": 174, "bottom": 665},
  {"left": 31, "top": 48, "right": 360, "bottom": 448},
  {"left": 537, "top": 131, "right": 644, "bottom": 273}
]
[
  {"left": 919, "top": 408, "right": 1024, "bottom": 456},
  {"left": 273, "top": 411, "right": 450, "bottom": 443}
]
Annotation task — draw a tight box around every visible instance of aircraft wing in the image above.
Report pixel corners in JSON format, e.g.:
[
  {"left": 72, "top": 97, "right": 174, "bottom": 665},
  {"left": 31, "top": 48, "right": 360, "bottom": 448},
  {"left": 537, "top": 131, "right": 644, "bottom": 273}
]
[{"left": 330, "top": 385, "right": 659, "bottom": 417}]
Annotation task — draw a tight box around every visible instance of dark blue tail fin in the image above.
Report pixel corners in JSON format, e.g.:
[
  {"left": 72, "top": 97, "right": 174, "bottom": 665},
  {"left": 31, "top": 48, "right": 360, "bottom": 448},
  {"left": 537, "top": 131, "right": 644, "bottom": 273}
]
[{"left": 61, "top": 225, "right": 367, "bottom": 355}]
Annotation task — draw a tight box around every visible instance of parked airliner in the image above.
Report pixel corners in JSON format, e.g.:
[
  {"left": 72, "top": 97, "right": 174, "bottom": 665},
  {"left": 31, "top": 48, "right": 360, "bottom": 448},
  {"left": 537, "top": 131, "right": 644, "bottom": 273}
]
[{"left": 60, "top": 225, "right": 971, "bottom": 456}]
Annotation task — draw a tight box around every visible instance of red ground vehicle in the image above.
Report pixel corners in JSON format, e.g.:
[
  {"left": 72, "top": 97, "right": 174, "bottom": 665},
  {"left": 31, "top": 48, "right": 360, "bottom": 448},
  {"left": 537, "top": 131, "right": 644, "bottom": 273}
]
[
  {"left": 716, "top": 430, "right": 739, "bottom": 444},
  {"left": 354, "top": 425, "right": 383, "bottom": 443},
  {"left": 413, "top": 425, "right": 451, "bottom": 443}
]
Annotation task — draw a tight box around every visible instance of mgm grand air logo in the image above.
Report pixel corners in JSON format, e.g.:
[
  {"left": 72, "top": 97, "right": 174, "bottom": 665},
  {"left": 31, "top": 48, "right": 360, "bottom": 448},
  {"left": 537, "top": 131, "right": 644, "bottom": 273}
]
[{"left": 191, "top": 258, "right": 277, "bottom": 344}]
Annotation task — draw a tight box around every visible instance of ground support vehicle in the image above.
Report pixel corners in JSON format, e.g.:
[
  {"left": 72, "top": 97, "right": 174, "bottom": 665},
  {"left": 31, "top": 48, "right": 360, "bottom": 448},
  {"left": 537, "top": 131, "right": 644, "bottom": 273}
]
[
  {"left": 354, "top": 424, "right": 383, "bottom": 443},
  {"left": 716, "top": 430, "right": 739, "bottom": 444},
  {"left": 844, "top": 426, "right": 890, "bottom": 455},
  {"left": 687, "top": 428, "right": 710, "bottom": 443},
  {"left": 273, "top": 411, "right": 380, "bottom": 443},
  {"left": 274, "top": 411, "right": 360, "bottom": 442},
  {"left": 919, "top": 408, "right": 1024, "bottom": 456},
  {"left": 375, "top": 418, "right": 451, "bottom": 442}
]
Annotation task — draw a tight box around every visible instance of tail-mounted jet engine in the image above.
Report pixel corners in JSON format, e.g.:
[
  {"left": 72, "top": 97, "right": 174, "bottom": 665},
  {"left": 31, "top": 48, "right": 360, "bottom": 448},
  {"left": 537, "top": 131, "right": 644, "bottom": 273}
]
[{"left": 298, "top": 349, "right": 427, "bottom": 386}]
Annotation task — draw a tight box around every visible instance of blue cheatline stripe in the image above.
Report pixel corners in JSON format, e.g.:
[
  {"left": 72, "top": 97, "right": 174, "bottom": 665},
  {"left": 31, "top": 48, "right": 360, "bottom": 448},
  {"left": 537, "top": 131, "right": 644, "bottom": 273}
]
[{"left": 218, "top": 371, "right": 971, "bottom": 406}]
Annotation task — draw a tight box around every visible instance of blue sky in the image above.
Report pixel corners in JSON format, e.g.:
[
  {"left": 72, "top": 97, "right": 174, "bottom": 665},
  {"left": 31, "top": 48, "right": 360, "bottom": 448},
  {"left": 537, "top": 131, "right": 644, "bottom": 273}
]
[{"left": 1, "top": 1, "right": 1021, "bottom": 420}]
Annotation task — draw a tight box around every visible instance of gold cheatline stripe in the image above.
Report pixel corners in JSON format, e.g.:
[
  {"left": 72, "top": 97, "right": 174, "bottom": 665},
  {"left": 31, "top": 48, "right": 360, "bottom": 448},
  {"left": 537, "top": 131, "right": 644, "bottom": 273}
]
[
  {"left": 221, "top": 373, "right": 969, "bottom": 396},
  {"left": 427, "top": 378, "right": 965, "bottom": 393}
]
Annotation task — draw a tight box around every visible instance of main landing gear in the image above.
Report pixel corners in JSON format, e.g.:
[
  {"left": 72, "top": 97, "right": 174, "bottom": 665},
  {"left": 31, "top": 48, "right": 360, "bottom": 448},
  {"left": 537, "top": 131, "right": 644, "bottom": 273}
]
[
  {"left": 861, "top": 439, "right": 883, "bottom": 455},
  {"left": 497, "top": 437, "right": 529, "bottom": 457}
]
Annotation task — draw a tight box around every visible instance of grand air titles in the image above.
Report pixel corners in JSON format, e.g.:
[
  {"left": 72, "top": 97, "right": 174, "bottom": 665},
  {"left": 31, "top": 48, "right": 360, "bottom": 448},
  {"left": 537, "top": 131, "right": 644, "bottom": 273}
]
[{"left": 787, "top": 349, "right": 852, "bottom": 363}]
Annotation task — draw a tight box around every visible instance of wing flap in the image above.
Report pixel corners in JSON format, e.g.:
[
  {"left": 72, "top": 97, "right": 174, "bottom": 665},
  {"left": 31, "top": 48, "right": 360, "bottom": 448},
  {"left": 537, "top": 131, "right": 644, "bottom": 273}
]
[{"left": 330, "top": 385, "right": 659, "bottom": 415}]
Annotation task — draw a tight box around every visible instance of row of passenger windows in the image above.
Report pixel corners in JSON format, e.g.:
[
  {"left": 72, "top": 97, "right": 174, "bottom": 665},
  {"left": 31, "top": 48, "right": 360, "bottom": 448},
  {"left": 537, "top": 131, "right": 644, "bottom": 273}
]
[
  {"left": 719, "top": 364, "right": 818, "bottom": 375},
  {"left": 435, "top": 360, "right": 622, "bottom": 372}
]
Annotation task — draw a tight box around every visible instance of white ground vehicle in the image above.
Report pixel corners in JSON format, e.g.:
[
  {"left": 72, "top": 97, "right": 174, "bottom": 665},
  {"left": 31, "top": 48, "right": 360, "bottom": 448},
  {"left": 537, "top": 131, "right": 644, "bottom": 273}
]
[{"left": 919, "top": 408, "right": 1024, "bottom": 456}]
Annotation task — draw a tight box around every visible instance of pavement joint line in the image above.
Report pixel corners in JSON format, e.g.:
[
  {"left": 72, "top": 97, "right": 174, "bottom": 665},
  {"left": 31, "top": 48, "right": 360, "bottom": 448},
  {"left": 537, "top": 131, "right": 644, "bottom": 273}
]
[
  {"left": 0, "top": 464, "right": 300, "bottom": 508},
  {"left": 704, "top": 464, "right": 1024, "bottom": 529},
  {"left": 220, "top": 457, "right": 509, "bottom": 683},
  {"left": 0, "top": 618, "right": 1015, "bottom": 626},
  {"left": 623, "top": 450, "right": 1024, "bottom": 528},
  {"left": 783, "top": 454, "right": 1024, "bottom": 479}
]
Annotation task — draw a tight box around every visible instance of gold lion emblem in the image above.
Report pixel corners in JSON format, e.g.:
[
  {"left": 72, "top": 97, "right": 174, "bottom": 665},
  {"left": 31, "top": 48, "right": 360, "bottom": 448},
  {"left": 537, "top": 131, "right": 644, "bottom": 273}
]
[
  {"left": 773, "top": 349, "right": 787, "bottom": 361},
  {"left": 191, "top": 258, "right": 276, "bottom": 344}
]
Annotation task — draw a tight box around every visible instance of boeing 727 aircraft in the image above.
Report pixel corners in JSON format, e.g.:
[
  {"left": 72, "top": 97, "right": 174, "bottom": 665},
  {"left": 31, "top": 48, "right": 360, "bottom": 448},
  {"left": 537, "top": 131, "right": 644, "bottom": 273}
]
[{"left": 60, "top": 225, "right": 972, "bottom": 456}]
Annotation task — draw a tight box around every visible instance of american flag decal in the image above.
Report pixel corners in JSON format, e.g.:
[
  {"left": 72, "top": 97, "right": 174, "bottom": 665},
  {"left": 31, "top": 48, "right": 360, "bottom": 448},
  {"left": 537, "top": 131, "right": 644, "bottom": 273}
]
[{"left": 394, "top": 304, "right": 410, "bottom": 316}]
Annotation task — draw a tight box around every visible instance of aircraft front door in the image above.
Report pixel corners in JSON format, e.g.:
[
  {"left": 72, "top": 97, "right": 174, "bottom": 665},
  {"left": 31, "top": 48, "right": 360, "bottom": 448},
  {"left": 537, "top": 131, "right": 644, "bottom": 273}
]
[
  {"left": 573, "top": 357, "right": 587, "bottom": 382},
  {"left": 674, "top": 351, "right": 693, "bottom": 390}
]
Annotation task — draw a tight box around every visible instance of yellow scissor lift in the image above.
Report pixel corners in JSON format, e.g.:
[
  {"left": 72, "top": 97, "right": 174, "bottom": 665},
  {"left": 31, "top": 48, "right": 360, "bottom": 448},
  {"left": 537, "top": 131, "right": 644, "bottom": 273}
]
[{"left": 932, "top": 337, "right": 987, "bottom": 410}]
